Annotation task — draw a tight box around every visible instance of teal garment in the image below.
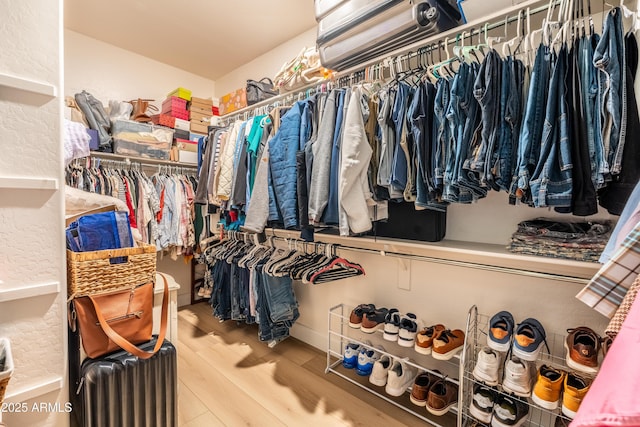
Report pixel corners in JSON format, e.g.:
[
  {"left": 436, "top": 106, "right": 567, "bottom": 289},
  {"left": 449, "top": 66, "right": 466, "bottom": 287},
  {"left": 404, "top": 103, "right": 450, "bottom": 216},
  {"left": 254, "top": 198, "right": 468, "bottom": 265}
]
[{"left": 247, "top": 115, "right": 268, "bottom": 194}]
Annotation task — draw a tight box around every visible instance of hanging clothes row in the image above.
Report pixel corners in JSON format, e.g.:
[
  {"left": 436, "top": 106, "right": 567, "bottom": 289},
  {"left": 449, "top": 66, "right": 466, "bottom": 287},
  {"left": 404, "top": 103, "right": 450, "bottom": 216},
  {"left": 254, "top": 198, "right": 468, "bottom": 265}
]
[
  {"left": 199, "top": 231, "right": 364, "bottom": 346},
  {"left": 65, "top": 157, "right": 200, "bottom": 258}
]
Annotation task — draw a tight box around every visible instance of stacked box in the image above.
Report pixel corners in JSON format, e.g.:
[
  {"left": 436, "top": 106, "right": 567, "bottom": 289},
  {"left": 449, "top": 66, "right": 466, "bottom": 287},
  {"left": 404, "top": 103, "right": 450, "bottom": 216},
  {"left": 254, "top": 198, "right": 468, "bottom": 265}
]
[
  {"left": 219, "top": 88, "right": 247, "bottom": 115},
  {"left": 189, "top": 96, "right": 213, "bottom": 135},
  {"left": 161, "top": 97, "right": 189, "bottom": 121}
]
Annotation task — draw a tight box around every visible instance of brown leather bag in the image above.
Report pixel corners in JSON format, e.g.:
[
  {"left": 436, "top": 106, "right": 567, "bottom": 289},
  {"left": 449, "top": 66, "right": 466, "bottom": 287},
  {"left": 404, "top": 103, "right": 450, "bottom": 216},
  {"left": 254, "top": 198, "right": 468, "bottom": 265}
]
[
  {"left": 129, "top": 98, "right": 158, "bottom": 123},
  {"left": 73, "top": 274, "right": 168, "bottom": 359}
]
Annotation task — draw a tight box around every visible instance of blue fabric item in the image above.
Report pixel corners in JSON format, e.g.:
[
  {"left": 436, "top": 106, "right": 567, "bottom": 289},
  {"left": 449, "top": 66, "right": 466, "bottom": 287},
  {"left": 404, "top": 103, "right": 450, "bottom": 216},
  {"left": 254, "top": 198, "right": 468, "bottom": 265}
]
[
  {"left": 390, "top": 82, "right": 411, "bottom": 192},
  {"left": 600, "top": 180, "right": 640, "bottom": 263},
  {"left": 269, "top": 102, "right": 304, "bottom": 228},
  {"left": 433, "top": 78, "right": 451, "bottom": 195},
  {"left": 66, "top": 211, "right": 133, "bottom": 252},
  {"left": 323, "top": 90, "right": 346, "bottom": 225}
]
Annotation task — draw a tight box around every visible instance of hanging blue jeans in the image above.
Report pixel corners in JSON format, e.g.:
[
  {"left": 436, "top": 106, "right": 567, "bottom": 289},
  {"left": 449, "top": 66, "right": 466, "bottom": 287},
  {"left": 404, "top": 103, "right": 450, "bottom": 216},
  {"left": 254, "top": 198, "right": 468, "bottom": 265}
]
[
  {"left": 390, "top": 82, "right": 411, "bottom": 195},
  {"left": 433, "top": 78, "right": 451, "bottom": 196}
]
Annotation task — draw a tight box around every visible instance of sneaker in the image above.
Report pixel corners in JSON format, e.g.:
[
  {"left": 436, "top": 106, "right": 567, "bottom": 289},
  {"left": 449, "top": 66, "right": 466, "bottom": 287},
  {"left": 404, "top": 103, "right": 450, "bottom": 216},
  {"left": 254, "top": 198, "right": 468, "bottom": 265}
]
[
  {"left": 398, "top": 313, "right": 418, "bottom": 347},
  {"left": 502, "top": 356, "right": 534, "bottom": 397},
  {"left": 415, "top": 324, "right": 445, "bottom": 355},
  {"left": 565, "top": 326, "right": 601, "bottom": 374},
  {"left": 342, "top": 342, "right": 360, "bottom": 369},
  {"left": 491, "top": 394, "right": 529, "bottom": 427},
  {"left": 197, "top": 286, "right": 206, "bottom": 297},
  {"left": 469, "top": 384, "right": 496, "bottom": 424},
  {"left": 385, "top": 359, "right": 417, "bottom": 397},
  {"left": 513, "top": 318, "right": 547, "bottom": 361},
  {"left": 203, "top": 286, "right": 212, "bottom": 298},
  {"left": 531, "top": 365, "right": 565, "bottom": 410},
  {"left": 382, "top": 308, "right": 401, "bottom": 341},
  {"left": 410, "top": 371, "right": 439, "bottom": 407},
  {"left": 426, "top": 379, "right": 458, "bottom": 416},
  {"left": 361, "top": 307, "right": 389, "bottom": 333},
  {"left": 356, "top": 346, "right": 381, "bottom": 376},
  {"left": 473, "top": 346, "right": 501, "bottom": 386},
  {"left": 488, "top": 311, "right": 515, "bottom": 352},
  {"left": 369, "top": 354, "right": 393, "bottom": 387},
  {"left": 432, "top": 329, "right": 465, "bottom": 360},
  {"left": 349, "top": 303, "right": 376, "bottom": 328},
  {"left": 562, "top": 372, "right": 592, "bottom": 419}
]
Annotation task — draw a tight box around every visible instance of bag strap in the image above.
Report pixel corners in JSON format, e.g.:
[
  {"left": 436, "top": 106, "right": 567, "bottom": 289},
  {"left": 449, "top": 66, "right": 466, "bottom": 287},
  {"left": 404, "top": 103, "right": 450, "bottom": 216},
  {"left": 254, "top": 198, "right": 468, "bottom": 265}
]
[
  {"left": 259, "top": 77, "right": 274, "bottom": 85},
  {"left": 87, "top": 273, "right": 169, "bottom": 360}
]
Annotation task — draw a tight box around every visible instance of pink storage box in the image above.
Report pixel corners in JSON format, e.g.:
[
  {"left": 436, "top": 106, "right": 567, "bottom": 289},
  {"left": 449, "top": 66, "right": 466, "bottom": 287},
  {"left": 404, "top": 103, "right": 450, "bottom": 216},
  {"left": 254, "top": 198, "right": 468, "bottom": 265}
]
[{"left": 161, "top": 97, "right": 189, "bottom": 120}]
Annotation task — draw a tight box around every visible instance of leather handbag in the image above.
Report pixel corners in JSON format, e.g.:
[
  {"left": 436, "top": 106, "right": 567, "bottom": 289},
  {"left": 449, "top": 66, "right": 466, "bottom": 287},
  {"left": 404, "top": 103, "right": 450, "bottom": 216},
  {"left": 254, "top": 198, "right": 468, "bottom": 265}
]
[
  {"left": 246, "top": 78, "right": 278, "bottom": 105},
  {"left": 72, "top": 274, "right": 169, "bottom": 359},
  {"left": 129, "top": 98, "right": 159, "bottom": 123}
]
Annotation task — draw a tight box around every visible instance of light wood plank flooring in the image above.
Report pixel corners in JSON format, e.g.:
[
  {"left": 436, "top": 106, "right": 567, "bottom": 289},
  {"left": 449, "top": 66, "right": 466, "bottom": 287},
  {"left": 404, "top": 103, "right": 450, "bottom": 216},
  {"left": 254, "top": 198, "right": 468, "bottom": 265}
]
[{"left": 177, "top": 303, "right": 450, "bottom": 427}]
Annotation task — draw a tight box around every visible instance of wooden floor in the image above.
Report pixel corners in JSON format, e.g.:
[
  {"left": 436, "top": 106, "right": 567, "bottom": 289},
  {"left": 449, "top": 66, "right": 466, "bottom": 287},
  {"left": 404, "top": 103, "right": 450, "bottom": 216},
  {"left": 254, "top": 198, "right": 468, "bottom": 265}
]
[{"left": 176, "top": 303, "right": 439, "bottom": 427}]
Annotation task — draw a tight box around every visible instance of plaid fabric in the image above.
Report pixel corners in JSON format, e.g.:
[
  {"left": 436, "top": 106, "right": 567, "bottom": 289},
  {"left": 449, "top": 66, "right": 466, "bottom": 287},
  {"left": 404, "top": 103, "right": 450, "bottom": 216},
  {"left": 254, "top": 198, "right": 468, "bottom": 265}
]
[
  {"left": 577, "top": 224, "right": 640, "bottom": 318},
  {"left": 605, "top": 274, "right": 640, "bottom": 337}
]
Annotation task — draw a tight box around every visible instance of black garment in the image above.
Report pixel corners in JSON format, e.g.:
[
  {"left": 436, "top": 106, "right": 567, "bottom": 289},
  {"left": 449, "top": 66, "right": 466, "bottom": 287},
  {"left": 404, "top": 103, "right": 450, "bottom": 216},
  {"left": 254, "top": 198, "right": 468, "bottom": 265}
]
[
  {"left": 599, "top": 32, "right": 640, "bottom": 215},
  {"left": 231, "top": 139, "right": 248, "bottom": 208},
  {"left": 566, "top": 37, "right": 598, "bottom": 216}
]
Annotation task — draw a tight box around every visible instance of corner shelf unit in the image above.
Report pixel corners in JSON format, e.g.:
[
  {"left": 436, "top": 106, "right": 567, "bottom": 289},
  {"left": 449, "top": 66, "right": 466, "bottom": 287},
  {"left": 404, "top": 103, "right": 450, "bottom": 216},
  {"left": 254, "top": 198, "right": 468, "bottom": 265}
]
[
  {"left": 461, "top": 307, "right": 583, "bottom": 427},
  {"left": 326, "top": 303, "right": 468, "bottom": 427}
]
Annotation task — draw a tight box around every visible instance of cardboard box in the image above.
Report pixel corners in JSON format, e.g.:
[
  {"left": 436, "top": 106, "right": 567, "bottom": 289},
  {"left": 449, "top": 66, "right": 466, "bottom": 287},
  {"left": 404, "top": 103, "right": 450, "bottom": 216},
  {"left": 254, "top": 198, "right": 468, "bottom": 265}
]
[
  {"left": 167, "top": 87, "right": 192, "bottom": 101},
  {"left": 150, "top": 114, "right": 176, "bottom": 128},
  {"left": 190, "top": 120, "right": 209, "bottom": 134},
  {"left": 174, "top": 118, "right": 190, "bottom": 132},
  {"left": 173, "top": 129, "right": 190, "bottom": 140},
  {"left": 189, "top": 104, "right": 213, "bottom": 115},
  {"left": 178, "top": 150, "right": 198, "bottom": 164},
  {"left": 190, "top": 133, "right": 205, "bottom": 142},
  {"left": 190, "top": 111, "right": 212, "bottom": 122},
  {"left": 219, "top": 88, "right": 247, "bottom": 115},
  {"left": 191, "top": 96, "right": 213, "bottom": 107},
  {"left": 176, "top": 138, "right": 198, "bottom": 152},
  {"left": 161, "top": 97, "right": 189, "bottom": 120}
]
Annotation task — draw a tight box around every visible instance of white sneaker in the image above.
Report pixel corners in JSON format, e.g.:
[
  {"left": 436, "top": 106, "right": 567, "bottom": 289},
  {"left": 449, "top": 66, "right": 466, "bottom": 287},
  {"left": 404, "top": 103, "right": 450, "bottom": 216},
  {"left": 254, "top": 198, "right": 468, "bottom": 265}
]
[
  {"left": 397, "top": 313, "right": 418, "bottom": 348},
  {"left": 385, "top": 359, "right": 417, "bottom": 397},
  {"left": 369, "top": 354, "right": 392, "bottom": 387},
  {"left": 356, "top": 346, "right": 381, "bottom": 376},
  {"left": 502, "top": 356, "right": 534, "bottom": 397},
  {"left": 473, "top": 346, "right": 502, "bottom": 386},
  {"left": 382, "top": 309, "right": 401, "bottom": 341}
]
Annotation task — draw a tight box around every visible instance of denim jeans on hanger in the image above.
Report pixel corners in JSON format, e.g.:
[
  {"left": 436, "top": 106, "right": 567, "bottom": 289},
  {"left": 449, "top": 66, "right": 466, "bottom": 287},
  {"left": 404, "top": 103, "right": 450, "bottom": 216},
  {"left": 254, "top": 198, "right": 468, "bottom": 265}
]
[
  {"left": 255, "top": 267, "right": 299, "bottom": 343},
  {"left": 579, "top": 34, "right": 602, "bottom": 189},
  {"left": 530, "top": 44, "right": 573, "bottom": 208},
  {"left": 433, "top": 78, "right": 451, "bottom": 197},
  {"left": 323, "top": 89, "right": 346, "bottom": 225},
  {"left": 377, "top": 88, "right": 395, "bottom": 191},
  {"left": 444, "top": 71, "right": 464, "bottom": 203},
  {"left": 255, "top": 267, "right": 290, "bottom": 342},
  {"left": 390, "top": 81, "right": 411, "bottom": 197},
  {"left": 594, "top": 7, "right": 626, "bottom": 177},
  {"left": 471, "top": 49, "right": 502, "bottom": 188},
  {"left": 409, "top": 82, "right": 427, "bottom": 207},
  {"left": 513, "top": 43, "right": 553, "bottom": 204},
  {"left": 211, "top": 261, "right": 232, "bottom": 321}
]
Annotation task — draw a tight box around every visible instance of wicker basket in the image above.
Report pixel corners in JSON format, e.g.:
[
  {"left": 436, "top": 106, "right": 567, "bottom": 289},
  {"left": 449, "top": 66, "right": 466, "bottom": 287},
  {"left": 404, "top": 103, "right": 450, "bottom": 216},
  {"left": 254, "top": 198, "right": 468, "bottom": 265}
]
[
  {"left": 0, "top": 338, "right": 13, "bottom": 406},
  {"left": 67, "top": 243, "right": 156, "bottom": 298}
]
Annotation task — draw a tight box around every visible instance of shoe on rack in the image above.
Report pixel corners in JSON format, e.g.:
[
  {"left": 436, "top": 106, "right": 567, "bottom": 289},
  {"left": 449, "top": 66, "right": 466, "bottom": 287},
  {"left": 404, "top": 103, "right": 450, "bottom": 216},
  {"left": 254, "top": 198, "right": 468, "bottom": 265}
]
[
  {"left": 513, "top": 318, "right": 547, "bottom": 361},
  {"left": 565, "top": 326, "right": 601, "bottom": 374},
  {"left": 349, "top": 303, "right": 376, "bottom": 328},
  {"left": 385, "top": 359, "right": 417, "bottom": 397},
  {"left": 531, "top": 365, "right": 565, "bottom": 410},
  {"left": 410, "top": 371, "right": 439, "bottom": 407},
  {"left": 502, "top": 356, "right": 534, "bottom": 397},
  {"left": 382, "top": 308, "right": 401, "bottom": 341},
  {"left": 473, "top": 346, "right": 502, "bottom": 387},
  {"left": 426, "top": 379, "right": 458, "bottom": 416},
  {"left": 342, "top": 342, "right": 360, "bottom": 369},
  {"left": 432, "top": 329, "right": 465, "bottom": 361},
  {"left": 369, "top": 354, "right": 393, "bottom": 387},
  {"left": 197, "top": 286, "right": 206, "bottom": 297},
  {"left": 487, "top": 311, "right": 515, "bottom": 352},
  {"left": 398, "top": 313, "right": 418, "bottom": 348},
  {"left": 415, "top": 324, "right": 445, "bottom": 355},
  {"left": 361, "top": 307, "right": 389, "bottom": 333},
  {"left": 469, "top": 383, "right": 496, "bottom": 424},
  {"left": 491, "top": 394, "right": 529, "bottom": 427},
  {"left": 356, "top": 346, "right": 381, "bottom": 376},
  {"left": 562, "top": 372, "right": 592, "bottom": 419},
  {"left": 203, "top": 286, "right": 212, "bottom": 299}
]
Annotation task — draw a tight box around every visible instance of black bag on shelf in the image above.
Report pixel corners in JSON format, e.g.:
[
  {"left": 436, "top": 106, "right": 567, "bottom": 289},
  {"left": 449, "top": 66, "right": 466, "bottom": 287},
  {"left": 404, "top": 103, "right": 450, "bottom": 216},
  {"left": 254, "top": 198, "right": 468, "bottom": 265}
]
[
  {"left": 371, "top": 202, "right": 447, "bottom": 242},
  {"left": 246, "top": 78, "right": 278, "bottom": 105}
]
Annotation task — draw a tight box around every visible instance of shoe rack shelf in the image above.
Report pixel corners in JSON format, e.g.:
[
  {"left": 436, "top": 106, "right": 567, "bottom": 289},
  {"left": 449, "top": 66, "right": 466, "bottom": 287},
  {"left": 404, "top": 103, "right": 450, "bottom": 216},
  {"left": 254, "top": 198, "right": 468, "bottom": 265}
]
[
  {"left": 326, "top": 304, "right": 466, "bottom": 427},
  {"left": 461, "top": 306, "right": 574, "bottom": 427}
]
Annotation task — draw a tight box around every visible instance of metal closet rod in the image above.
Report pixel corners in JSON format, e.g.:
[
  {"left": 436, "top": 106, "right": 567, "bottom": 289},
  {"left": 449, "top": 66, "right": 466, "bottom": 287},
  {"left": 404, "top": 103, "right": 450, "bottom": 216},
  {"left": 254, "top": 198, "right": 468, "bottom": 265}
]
[
  {"left": 221, "top": 0, "right": 565, "bottom": 123},
  {"left": 88, "top": 152, "right": 198, "bottom": 169}
]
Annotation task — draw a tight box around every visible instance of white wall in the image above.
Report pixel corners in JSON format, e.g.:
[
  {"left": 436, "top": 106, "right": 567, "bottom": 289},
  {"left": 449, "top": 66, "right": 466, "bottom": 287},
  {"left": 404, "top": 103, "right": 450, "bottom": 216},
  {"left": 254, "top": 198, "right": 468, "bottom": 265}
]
[
  {"left": 0, "top": 1, "right": 67, "bottom": 426},
  {"left": 215, "top": 28, "right": 317, "bottom": 97},
  {"left": 64, "top": 30, "right": 216, "bottom": 111}
]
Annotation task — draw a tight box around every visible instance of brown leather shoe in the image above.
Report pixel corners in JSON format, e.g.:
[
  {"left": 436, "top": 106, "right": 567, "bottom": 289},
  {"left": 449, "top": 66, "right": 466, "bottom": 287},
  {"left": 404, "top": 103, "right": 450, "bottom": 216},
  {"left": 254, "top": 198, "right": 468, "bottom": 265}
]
[
  {"left": 348, "top": 303, "right": 375, "bottom": 328},
  {"left": 432, "top": 329, "right": 465, "bottom": 361},
  {"left": 426, "top": 379, "right": 458, "bottom": 416},
  {"left": 409, "top": 371, "right": 439, "bottom": 407},
  {"left": 415, "top": 324, "right": 446, "bottom": 355},
  {"left": 565, "top": 326, "right": 601, "bottom": 374}
]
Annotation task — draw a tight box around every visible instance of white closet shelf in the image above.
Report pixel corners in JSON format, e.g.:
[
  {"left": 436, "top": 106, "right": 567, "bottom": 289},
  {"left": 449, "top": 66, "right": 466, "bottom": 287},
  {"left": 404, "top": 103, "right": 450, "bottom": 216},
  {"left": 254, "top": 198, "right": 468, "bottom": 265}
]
[
  {"left": 265, "top": 229, "right": 600, "bottom": 283},
  {"left": 3, "top": 375, "right": 64, "bottom": 403},
  {"left": 0, "top": 177, "right": 59, "bottom": 191},
  {"left": 0, "top": 73, "right": 57, "bottom": 98},
  {"left": 0, "top": 282, "right": 60, "bottom": 303}
]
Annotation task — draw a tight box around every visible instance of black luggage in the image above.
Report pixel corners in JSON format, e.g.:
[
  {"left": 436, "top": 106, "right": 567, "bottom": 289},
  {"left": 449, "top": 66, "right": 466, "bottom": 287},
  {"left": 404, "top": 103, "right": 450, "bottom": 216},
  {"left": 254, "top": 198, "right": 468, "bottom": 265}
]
[
  {"left": 371, "top": 202, "right": 447, "bottom": 242},
  {"left": 69, "top": 334, "right": 177, "bottom": 427}
]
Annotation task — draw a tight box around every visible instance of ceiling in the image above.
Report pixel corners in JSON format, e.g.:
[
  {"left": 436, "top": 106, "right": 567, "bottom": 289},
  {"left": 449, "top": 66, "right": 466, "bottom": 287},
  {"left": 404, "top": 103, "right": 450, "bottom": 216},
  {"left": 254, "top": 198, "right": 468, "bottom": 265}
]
[{"left": 64, "top": 0, "right": 317, "bottom": 81}]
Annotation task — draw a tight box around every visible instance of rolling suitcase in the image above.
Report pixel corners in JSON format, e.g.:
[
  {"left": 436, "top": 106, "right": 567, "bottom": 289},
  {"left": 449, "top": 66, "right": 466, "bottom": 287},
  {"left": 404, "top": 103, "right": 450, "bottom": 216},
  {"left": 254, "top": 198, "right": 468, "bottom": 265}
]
[{"left": 69, "top": 333, "right": 177, "bottom": 427}]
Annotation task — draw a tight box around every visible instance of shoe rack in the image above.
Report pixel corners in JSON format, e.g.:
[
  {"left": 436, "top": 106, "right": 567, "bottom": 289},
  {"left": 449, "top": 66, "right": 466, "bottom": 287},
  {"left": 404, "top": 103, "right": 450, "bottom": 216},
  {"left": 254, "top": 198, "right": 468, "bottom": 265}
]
[
  {"left": 461, "top": 306, "right": 576, "bottom": 427},
  {"left": 326, "top": 304, "right": 466, "bottom": 427}
]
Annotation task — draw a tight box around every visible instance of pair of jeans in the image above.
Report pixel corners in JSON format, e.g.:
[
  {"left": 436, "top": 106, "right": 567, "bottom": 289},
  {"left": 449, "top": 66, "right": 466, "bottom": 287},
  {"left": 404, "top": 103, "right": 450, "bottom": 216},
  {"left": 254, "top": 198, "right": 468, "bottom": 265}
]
[
  {"left": 433, "top": 78, "right": 451, "bottom": 197},
  {"left": 390, "top": 82, "right": 411, "bottom": 196},
  {"left": 594, "top": 7, "right": 627, "bottom": 176},
  {"left": 580, "top": 34, "right": 602, "bottom": 189},
  {"left": 471, "top": 49, "right": 502, "bottom": 188},
  {"left": 444, "top": 68, "right": 468, "bottom": 203},
  {"left": 323, "top": 89, "right": 346, "bottom": 225},
  {"left": 496, "top": 57, "right": 525, "bottom": 193},
  {"left": 530, "top": 44, "right": 573, "bottom": 208},
  {"left": 514, "top": 43, "right": 552, "bottom": 204},
  {"left": 255, "top": 267, "right": 299, "bottom": 343},
  {"left": 230, "top": 263, "right": 252, "bottom": 322},
  {"left": 210, "top": 261, "right": 232, "bottom": 321}
]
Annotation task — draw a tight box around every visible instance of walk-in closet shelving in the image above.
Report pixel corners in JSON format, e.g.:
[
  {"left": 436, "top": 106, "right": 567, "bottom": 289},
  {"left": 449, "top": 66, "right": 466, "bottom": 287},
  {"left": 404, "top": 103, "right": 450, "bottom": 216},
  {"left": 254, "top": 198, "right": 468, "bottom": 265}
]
[
  {"left": 88, "top": 151, "right": 198, "bottom": 169},
  {"left": 327, "top": 304, "right": 464, "bottom": 426},
  {"left": 461, "top": 306, "right": 583, "bottom": 427}
]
